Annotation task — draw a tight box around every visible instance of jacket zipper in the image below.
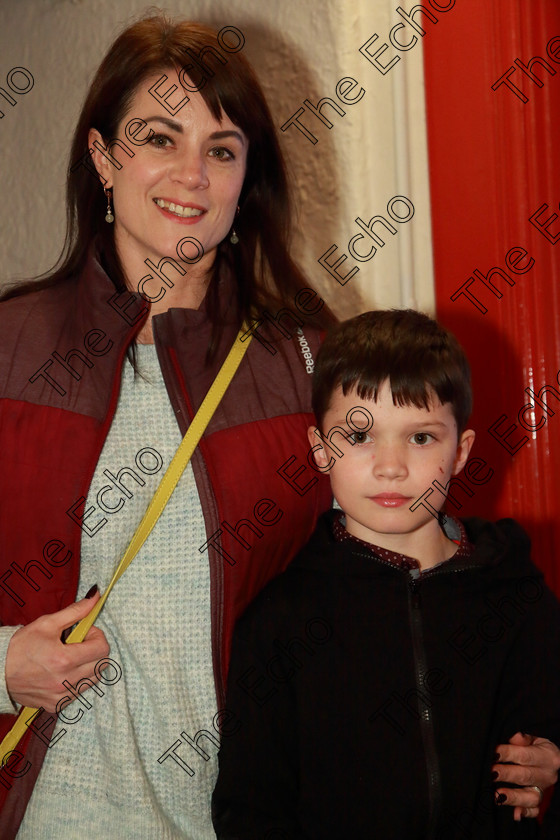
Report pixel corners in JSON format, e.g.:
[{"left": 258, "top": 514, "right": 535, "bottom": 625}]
[
  {"left": 152, "top": 321, "right": 226, "bottom": 708},
  {"left": 407, "top": 572, "right": 442, "bottom": 838},
  {"left": 354, "top": 548, "right": 478, "bottom": 835}
]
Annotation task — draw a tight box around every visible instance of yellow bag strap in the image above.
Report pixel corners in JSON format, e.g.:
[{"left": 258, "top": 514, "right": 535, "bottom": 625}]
[{"left": 0, "top": 325, "right": 252, "bottom": 764}]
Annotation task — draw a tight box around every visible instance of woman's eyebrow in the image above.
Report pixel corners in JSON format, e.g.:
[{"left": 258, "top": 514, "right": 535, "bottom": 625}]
[
  {"left": 209, "top": 129, "right": 246, "bottom": 144},
  {"left": 137, "top": 118, "right": 245, "bottom": 144},
  {"left": 142, "top": 116, "right": 183, "bottom": 132}
]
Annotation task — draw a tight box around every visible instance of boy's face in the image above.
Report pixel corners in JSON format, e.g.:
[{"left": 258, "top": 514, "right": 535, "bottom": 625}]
[{"left": 308, "top": 380, "right": 475, "bottom": 563}]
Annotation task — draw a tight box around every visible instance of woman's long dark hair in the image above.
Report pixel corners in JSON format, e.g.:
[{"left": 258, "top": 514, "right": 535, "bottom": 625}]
[{"left": 1, "top": 13, "right": 336, "bottom": 352}]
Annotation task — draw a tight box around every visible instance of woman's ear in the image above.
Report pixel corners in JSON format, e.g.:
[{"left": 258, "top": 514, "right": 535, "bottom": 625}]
[
  {"left": 452, "top": 428, "right": 476, "bottom": 476},
  {"left": 307, "top": 425, "right": 333, "bottom": 471},
  {"left": 87, "top": 127, "right": 113, "bottom": 190}
]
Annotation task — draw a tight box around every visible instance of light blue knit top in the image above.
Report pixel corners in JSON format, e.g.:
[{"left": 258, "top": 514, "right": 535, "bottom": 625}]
[{"left": 16, "top": 344, "right": 218, "bottom": 839}]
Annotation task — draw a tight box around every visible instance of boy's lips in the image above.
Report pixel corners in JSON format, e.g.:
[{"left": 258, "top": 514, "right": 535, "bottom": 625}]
[{"left": 369, "top": 493, "right": 411, "bottom": 508}]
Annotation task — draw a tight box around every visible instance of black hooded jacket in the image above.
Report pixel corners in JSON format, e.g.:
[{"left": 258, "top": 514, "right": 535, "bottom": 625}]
[{"left": 213, "top": 511, "right": 560, "bottom": 839}]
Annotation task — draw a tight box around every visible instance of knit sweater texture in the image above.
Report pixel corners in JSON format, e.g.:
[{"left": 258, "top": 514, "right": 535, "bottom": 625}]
[{"left": 17, "top": 344, "right": 218, "bottom": 839}]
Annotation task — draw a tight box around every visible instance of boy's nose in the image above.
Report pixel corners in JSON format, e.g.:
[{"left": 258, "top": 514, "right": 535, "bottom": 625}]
[{"left": 373, "top": 444, "right": 407, "bottom": 479}]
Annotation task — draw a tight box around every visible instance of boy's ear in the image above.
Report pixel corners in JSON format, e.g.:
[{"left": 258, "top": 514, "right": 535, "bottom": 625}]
[
  {"left": 307, "top": 425, "right": 332, "bottom": 471},
  {"left": 87, "top": 127, "right": 114, "bottom": 190},
  {"left": 452, "top": 428, "right": 476, "bottom": 475}
]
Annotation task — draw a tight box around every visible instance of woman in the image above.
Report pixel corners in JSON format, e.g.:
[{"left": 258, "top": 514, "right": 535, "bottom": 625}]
[{"left": 0, "top": 13, "right": 556, "bottom": 839}]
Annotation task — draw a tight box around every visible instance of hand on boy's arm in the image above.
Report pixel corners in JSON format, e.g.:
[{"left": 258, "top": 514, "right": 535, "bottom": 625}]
[{"left": 492, "top": 732, "right": 560, "bottom": 820}]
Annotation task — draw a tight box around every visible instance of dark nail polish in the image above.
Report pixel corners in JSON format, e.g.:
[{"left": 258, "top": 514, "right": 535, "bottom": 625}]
[
  {"left": 491, "top": 771, "right": 499, "bottom": 780},
  {"left": 85, "top": 584, "right": 98, "bottom": 598},
  {"left": 496, "top": 793, "right": 507, "bottom": 805},
  {"left": 494, "top": 753, "right": 501, "bottom": 762}
]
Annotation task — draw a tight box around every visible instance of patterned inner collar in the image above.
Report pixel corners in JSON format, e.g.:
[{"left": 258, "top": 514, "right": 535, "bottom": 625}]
[{"left": 332, "top": 509, "right": 474, "bottom": 572}]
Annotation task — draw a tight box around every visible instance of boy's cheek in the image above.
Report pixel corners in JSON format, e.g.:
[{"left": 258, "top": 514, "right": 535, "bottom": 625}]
[{"left": 328, "top": 462, "right": 356, "bottom": 498}]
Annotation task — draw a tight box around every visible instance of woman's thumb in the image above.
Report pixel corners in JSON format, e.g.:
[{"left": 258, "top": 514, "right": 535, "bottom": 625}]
[{"left": 59, "top": 585, "right": 100, "bottom": 630}]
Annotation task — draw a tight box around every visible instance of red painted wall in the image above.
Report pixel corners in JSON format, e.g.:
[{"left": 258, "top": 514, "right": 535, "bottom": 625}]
[{"left": 423, "top": 0, "right": 560, "bottom": 594}]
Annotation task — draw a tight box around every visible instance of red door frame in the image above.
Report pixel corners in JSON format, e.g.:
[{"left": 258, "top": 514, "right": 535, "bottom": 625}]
[{"left": 424, "top": 0, "right": 560, "bottom": 594}]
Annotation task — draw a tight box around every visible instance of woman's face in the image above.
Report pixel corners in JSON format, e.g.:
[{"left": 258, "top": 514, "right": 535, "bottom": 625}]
[{"left": 89, "top": 69, "right": 248, "bottom": 283}]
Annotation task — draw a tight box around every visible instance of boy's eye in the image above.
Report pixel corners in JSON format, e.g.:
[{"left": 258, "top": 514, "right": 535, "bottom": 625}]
[
  {"left": 410, "top": 432, "right": 433, "bottom": 445},
  {"left": 209, "top": 146, "right": 234, "bottom": 161},
  {"left": 348, "top": 431, "right": 371, "bottom": 445}
]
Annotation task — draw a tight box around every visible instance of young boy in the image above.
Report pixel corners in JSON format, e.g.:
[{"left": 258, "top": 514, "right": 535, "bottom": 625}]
[{"left": 212, "top": 310, "right": 560, "bottom": 839}]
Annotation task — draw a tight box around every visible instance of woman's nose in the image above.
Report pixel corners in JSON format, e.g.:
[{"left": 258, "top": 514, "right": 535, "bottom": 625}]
[{"left": 170, "top": 152, "right": 209, "bottom": 189}]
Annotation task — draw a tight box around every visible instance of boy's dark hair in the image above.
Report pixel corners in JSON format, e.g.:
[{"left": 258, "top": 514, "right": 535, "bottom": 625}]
[{"left": 312, "top": 309, "right": 472, "bottom": 435}]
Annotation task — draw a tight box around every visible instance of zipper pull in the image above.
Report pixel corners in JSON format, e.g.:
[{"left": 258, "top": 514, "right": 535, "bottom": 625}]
[{"left": 409, "top": 570, "right": 421, "bottom": 607}]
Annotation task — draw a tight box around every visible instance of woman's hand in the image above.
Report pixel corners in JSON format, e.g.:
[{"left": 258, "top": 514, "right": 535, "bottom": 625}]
[
  {"left": 493, "top": 732, "right": 560, "bottom": 820},
  {"left": 5, "top": 592, "right": 110, "bottom": 712}
]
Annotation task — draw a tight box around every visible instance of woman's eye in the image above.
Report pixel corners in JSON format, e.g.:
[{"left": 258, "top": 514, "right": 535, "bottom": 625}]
[
  {"left": 349, "top": 431, "right": 370, "bottom": 445},
  {"left": 411, "top": 432, "right": 433, "bottom": 445},
  {"left": 150, "top": 134, "right": 172, "bottom": 148},
  {"left": 209, "top": 146, "right": 234, "bottom": 161}
]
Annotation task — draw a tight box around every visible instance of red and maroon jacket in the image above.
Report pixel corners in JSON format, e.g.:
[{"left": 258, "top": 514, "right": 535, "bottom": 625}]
[{"left": 0, "top": 250, "right": 331, "bottom": 834}]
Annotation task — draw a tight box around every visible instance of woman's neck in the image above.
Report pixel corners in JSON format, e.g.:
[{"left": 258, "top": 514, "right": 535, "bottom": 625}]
[{"left": 124, "top": 255, "right": 214, "bottom": 345}]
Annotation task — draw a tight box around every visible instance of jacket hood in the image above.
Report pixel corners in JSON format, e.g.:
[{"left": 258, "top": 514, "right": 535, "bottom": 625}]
[{"left": 287, "top": 509, "right": 541, "bottom": 587}]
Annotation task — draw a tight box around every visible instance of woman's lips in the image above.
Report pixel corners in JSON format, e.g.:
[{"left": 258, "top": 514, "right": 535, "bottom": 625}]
[
  {"left": 153, "top": 198, "right": 207, "bottom": 223},
  {"left": 369, "top": 494, "right": 411, "bottom": 508}
]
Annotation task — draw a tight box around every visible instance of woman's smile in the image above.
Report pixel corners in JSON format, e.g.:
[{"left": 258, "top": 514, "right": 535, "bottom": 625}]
[{"left": 152, "top": 197, "right": 207, "bottom": 220}]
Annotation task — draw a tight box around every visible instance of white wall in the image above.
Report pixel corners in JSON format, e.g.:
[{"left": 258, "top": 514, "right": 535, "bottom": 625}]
[{"left": 0, "top": 0, "right": 434, "bottom": 317}]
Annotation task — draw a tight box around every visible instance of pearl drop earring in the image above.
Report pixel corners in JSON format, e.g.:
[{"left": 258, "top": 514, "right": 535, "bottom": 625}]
[
  {"left": 104, "top": 188, "right": 114, "bottom": 223},
  {"left": 229, "top": 204, "right": 240, "bottom": 244}
]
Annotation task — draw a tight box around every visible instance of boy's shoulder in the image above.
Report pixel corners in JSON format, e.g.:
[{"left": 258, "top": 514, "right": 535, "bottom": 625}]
[
  {"left": 461, "top": 515, "right": 533, "bottom": 568},
  {"left": 454, "top": 517, "right": 559, "bottom": 611},
  {"left": 234, "top": 511, "right": 340, "bottom": 637},
  {"left": 462, "top": 515, "right": 529, "bottom": 546}
]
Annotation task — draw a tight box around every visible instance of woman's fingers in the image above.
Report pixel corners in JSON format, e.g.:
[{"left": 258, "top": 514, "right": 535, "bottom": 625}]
[
  {"left": 494, "top": 733, "right": 560, "bottom": 788},
  {"left": 492, "top": 732, "right": 560, "bottom": 819},
  {"left": 494, "top": 785, "right": 542, "bottom": 812},
  {"left": 5, "top": 593, "right": 110, "bottom": 712}
]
